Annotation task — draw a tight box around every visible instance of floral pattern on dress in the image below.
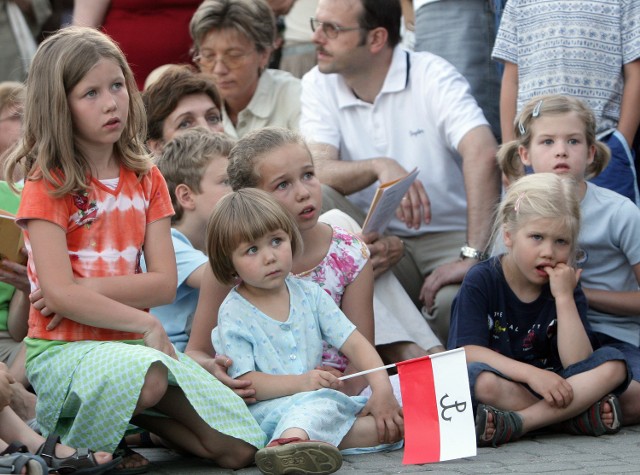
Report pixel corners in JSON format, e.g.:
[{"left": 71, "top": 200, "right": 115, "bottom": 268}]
[
  {"left": 72, "top": 191, "right": 99, "bottom": 228},
  {"left": 295, "top": 226, "right": 369, "bottom": 372}
]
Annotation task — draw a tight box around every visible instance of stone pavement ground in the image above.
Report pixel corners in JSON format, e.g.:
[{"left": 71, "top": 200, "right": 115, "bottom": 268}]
[{"left": 138, "top": 425, "right": 640, "bottom": 474}]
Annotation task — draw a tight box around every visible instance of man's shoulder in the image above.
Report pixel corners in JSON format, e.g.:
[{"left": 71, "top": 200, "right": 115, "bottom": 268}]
[{"left": 302, "top": 65, "right": 338, "bottom": 87}]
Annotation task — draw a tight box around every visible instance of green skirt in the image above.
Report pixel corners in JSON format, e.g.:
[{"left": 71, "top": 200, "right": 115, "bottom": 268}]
[{"left": 26, "top": 341, "right": 266, "bottom": 452}]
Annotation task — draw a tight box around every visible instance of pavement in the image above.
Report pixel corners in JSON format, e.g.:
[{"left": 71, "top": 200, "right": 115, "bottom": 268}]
[{"left": 137, "top": 424, "right": 640, "bottom": 474}]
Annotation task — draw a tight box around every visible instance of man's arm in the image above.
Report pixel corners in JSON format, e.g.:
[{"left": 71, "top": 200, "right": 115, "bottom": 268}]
[
  {"left": 311, "top": 142, "right": 430, "bottom": 229},
  {"left": 460, "top": 125, "right": 501, "bottom": 253},
  {"left": 618, "top": 59, "right": 640, "bottom": 147},
  {"left": 310, "top": 142, "right": 383, "bottom": 195},
  {"left": 419, "top": 125, "right": 499, "bottom": 310},
  {"left": 499, "top": 62, "right": 519, "bottom": 143}
]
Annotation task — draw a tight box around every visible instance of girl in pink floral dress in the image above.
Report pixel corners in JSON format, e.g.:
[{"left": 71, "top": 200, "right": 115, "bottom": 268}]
[{"left": 187, "top": 127, "right": 433, "bottom": 398}]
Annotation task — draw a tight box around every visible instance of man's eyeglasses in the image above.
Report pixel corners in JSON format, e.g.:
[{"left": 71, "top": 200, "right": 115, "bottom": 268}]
[
  {"left": 192, "top": 49, "right": 254, "bottom": 70},
  {"left": 310, "top": 18, "right": 362, "bottom": 39}
]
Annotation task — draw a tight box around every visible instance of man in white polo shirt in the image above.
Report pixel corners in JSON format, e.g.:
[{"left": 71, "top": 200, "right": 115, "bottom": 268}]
[{"left": 300, "top": 0, "right": 500, "bottom": 342}]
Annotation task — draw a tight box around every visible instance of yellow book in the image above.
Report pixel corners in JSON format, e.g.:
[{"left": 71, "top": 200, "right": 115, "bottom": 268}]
[{"left": 0, "top": 209, "right": 26, "bottom": 265}]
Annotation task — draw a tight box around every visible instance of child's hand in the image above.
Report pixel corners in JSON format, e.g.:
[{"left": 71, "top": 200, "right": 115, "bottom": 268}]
[
  {"left": 143, "top": 319, "right": 177, "bottom": 359},
  {"left": 30, "top": 288, "right": 53, "bottom": 315},
  {"left": 301, "top": 369, "right": 343, "bottom": 392},
  {"left": 527, "top": 367, "right": 573, "bottom": 408},
  {"left": 212, "top": 354, "right": 257, "bottom": 404},
  {"left": 30, "top": 288, "right": 68, "bottom": 330},
  {"left": 545, "top": 263, "right": 581, "bottom": 301},
  {"left": 360, "top": 389, "right": 404, "bottom": 444},
  {"left": 315, "top": 365, "right": 344, "bottom": 378}
]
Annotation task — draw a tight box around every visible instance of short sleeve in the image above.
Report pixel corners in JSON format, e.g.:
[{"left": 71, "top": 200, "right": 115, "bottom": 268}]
[
  {"left": 16, "top": 178, "right": 71, "bottom": 230},
  {"left": 447, "top": 264, "right": 493, "bottom": 349},
  {"left": 300, "top": 68, "right": 341, "bottom": 148},
  {"left": 492, "top": 0, "right": 519, "bottom": 64},
  {"left": 145, "top": 166, "right": 174, "bottom": 224},
  {"left": 613, "top": 199, "right": 640, "bottom": 266},
  {"left": 622, "top": 0, "right": 640, "bottom": 64}
]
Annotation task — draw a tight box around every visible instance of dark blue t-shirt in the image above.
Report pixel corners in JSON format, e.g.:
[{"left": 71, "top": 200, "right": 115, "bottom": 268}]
[{"left": 448, "top": 256, "right": 594, "bottom": 372}]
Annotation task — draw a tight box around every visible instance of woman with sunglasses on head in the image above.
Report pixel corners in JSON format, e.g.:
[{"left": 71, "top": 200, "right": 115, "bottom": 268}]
[{"left": 190, "top": 0, "right": 301, "bottom": 139}]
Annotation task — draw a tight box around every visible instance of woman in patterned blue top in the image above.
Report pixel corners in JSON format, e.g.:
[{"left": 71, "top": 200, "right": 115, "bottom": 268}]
[{"left": 207, "top": 189, "right": 403, "bottom": 475}]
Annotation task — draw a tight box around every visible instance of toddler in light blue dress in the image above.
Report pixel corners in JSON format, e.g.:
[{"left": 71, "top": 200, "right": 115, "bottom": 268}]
[{"left": 208, "top": 189, "right": 404, "bottom": 475}]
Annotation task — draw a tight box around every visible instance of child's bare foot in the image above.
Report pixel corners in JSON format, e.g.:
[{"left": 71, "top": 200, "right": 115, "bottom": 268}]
[
  {"left": 478, "top": 408, "right": 495, "bottom": 442},
  {"left": 599, "top": 394, "right": 622, "bottom": 433},
  {"left": 53, "top": 443, "right": 113, "bottom": 464},
  {"left": 600, "top": 398, "right": 614, "bottom": 429}
]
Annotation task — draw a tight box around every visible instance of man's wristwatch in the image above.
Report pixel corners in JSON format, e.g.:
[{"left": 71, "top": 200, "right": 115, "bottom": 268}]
[{"left": 460, "top": 244, "right": 489, "bottom": 261}]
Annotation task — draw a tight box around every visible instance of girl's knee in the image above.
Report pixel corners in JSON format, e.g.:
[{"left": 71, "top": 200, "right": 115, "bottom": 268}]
[
  {"left": 213, "top": 442, "right": 256, "bottom": 469},
  {"left": 138, "top": 363, "right": 169, "bottom": 410},
  {"left": 474, "top": 371, "right": 502, "bottom": 401},
  {"left": 596, "top": 359, "right": 628, "bottom": 385}
]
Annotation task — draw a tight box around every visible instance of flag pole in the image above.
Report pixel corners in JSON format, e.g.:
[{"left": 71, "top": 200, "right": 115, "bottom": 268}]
[{"left": 338, "top": 363, "right": 397, "bottom": 380}]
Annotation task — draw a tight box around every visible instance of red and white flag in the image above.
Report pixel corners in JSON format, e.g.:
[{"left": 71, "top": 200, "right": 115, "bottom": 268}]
[{"left": 397, "top": 348, "right": 476, "bottom": 464}]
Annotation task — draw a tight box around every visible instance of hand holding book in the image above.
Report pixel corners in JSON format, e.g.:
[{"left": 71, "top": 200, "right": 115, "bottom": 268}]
[{"left": 362, "top": 167, "right": 420, "bottom": 235}]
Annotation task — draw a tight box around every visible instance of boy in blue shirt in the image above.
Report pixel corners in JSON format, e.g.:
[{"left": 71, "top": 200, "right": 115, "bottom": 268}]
[{"left": 149, "top": 128, "right": 234, "bottom": 351}]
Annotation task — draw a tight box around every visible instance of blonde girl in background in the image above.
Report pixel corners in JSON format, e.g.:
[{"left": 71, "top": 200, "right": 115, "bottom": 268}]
[
  {"left": 499, "top": 94, "right": 640, "bottom": 426},
  {"left": 208, "top": 188, "right": 403, "bottom": 475},
  {"left": 3, "top": 26, "right": 264, "bottom": 470},
  {"left": 448, "top": 173, "right": 630, "bottom": 447}
]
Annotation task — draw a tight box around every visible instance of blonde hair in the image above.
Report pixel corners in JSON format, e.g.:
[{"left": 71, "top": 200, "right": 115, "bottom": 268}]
[
  {"left": 3, "top": 27, "right": 151, "bottom": 196},
  {"left": 206, "top": 188, "right": 303, "bottom": 285},
  {"left": 156, "top": 128, "right": 234, "bottom": 223},
  {"left": 492, "top": 173, "right": 581, "bottom": 262},
  {"left": 0, "top": 82, "right": 25, "bottom": 168},
  {"left": 0, "top": 82, "right": 25, "bottom": 115},
  {"left": 498, "top": 94, "right": 610, "bottom": 183},
  {"left": 227, "top": 126, "right": 310, "bottom": 191}
]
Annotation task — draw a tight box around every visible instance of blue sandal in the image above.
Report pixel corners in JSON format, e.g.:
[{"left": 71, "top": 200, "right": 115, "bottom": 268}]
[{"left": 0, "top": 442, "right": 48, "bottom": 475}]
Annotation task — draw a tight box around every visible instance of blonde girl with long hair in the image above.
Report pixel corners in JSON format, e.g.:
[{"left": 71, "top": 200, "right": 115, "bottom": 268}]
[{"left": 4, "top": 26, "right": 264, "bottom": 470}]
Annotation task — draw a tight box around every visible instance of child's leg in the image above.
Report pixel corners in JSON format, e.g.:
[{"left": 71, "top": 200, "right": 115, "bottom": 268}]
[
  {"left": 619, "top": 380, "right": 640, "bottom": 425},
  {"left": 337, "top": 414, "right": 402, "bottom": 450},
  {"left": 481, "top": 359, "right": 626, "bottom": 438},
  {"left": 133, "top": 385, "right": 256, "bottom": 469},
  {"left": 133, "top": 362, "right": 169, "bottom": 415},
  {"left": 0, "top": 405, "right": 113, "bottom": 463},
  {"left": 475, "top": 370, "right": 540, "bottom": 411}
]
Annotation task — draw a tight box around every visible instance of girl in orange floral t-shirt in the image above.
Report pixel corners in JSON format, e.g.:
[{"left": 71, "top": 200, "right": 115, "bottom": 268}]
[{"left": 4, "top": 26, "right": 265, "bottom": 470}]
